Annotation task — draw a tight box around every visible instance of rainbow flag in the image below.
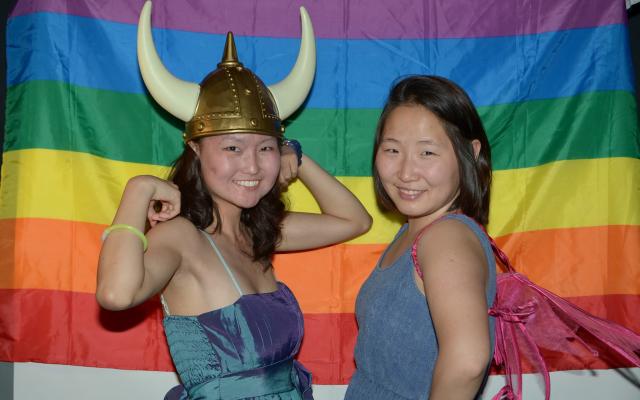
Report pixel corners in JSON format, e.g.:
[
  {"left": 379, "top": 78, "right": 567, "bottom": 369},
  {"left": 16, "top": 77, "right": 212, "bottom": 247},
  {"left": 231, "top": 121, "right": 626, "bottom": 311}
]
[{"left": 1, "top": 0, "right": 638, "bottom": 398}]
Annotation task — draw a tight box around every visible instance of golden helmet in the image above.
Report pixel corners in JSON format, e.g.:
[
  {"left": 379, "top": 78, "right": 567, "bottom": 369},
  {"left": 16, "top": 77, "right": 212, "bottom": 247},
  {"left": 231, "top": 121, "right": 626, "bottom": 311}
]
[{"left": 137, "top": 1, "right": 316, "bottom": 141}]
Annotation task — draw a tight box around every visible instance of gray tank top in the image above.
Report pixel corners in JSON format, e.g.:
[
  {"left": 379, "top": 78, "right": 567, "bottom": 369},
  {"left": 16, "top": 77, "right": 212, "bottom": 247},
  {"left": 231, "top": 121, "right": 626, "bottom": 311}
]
[{"left": 345, "top": 214, "right": 497, "bottom": 399}]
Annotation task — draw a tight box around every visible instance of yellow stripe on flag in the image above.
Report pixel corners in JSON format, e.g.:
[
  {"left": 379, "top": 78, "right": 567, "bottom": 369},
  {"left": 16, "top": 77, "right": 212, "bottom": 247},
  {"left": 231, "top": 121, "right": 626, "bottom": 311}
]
[{"left": 1, "top": 149, "right": 638, "bottom": 241}]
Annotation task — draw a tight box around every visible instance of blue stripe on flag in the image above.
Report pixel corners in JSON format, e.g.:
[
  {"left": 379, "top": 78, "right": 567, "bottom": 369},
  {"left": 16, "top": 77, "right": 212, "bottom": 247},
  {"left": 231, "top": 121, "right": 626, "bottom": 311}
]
[{"left": 7, "top": 12, "right": 633, "bottom": 108}]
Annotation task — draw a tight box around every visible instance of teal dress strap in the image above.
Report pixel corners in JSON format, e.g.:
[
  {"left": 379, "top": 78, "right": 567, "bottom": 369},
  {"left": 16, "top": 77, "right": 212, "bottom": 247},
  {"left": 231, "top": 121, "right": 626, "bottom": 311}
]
[
  {"left": 159, "top": 231, "right": 245, "bottom": 316},
  {"left": 199, "top": 231, "right": 244, "bottom": 296},
  {"left": 160, "top": 293, "right": 172, "bottom": 316}
]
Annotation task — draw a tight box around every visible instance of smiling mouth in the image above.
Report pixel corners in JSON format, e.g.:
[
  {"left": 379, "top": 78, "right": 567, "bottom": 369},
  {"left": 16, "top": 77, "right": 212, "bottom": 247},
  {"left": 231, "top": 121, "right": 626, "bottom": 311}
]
[
  {"left": 397, "top": 187, "right": 425, "bottom": 196},
  {"left": 235, "top": 180, "right": 260, "bottom": 187}
]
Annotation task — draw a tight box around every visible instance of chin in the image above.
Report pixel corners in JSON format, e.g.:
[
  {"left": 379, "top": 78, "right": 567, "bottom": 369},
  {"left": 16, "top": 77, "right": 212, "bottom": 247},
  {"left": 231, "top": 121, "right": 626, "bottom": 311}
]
[
  {"left": 223, "top": 184, "right": 274, "bottom": 210},
  {"left": 238, "top": 192, "right": 270, "bottom": 209},
  {"left": 230, "top": 197, "right": 258, "bottom": 209},
  {"left": 392, "top": 200, "right": 425, "bottom": 214},
  {"left": 243, "top": 200, "right": 262, "bottom": 209},
  {"left": 394, "top": 203, "right": 434, "bottom": 219},
  {"left": 400, "top": 209, "right": 428, "bottom": 219}
]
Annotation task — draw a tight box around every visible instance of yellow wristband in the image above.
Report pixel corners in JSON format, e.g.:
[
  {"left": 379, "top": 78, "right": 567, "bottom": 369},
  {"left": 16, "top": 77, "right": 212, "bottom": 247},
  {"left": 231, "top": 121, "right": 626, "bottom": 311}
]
[{"left": 101, "top": 224, "right": 148, "bottom": 251}]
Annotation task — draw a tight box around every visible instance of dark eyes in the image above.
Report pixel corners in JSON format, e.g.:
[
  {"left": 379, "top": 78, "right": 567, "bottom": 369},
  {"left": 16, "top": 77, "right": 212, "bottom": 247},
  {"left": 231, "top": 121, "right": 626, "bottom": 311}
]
[
  {"left": 223, "top": 145, "right": 275, "bottom": 152},
  {"left": 382, "top": 148, "right": 435, "bottom": 157}
]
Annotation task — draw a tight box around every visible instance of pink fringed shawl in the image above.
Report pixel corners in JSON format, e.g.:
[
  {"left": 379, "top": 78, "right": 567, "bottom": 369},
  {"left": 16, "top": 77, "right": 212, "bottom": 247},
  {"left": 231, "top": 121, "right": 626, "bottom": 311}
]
[{"left": 412, "top": 216, "right": 640, "bottom": 400}]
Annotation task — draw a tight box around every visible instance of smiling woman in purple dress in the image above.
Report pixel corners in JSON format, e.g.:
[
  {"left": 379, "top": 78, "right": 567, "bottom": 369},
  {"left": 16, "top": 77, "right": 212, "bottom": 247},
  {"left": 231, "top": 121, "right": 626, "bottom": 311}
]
[{"left": 96, "top": 3, "right": 371, "bottom": 399}]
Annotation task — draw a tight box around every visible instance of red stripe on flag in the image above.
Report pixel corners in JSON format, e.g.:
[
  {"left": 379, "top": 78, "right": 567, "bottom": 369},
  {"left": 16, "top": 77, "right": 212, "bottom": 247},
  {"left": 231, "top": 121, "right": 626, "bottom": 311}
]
[{"left": 2, "top": 289, "right": 639, "bottom": 384}]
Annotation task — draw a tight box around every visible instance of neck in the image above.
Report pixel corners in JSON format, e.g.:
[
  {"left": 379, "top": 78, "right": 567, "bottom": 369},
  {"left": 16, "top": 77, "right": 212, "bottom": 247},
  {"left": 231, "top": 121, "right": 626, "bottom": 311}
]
[{"left": 207, "top": 201, "right": 246, "bottom": 243}]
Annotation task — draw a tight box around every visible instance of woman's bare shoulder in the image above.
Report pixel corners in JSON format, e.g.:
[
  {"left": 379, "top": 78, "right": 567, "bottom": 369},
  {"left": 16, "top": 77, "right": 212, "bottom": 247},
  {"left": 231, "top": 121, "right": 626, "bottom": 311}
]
[
  {"left": 147, "top": 216, "right": 201, "bottom": 249},
  {"left": 422, "top": 216, "right": 480, "bottom": 244},
  {"left": 417, "top": 217, "right": 485, "bottom": 270}
]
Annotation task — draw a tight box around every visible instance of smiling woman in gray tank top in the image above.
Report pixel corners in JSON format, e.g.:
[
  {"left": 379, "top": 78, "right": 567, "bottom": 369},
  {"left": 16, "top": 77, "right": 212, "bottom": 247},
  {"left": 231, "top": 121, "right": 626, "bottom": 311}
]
[{"left": 346, "top": 76, "right": 497, "bottom": 400}]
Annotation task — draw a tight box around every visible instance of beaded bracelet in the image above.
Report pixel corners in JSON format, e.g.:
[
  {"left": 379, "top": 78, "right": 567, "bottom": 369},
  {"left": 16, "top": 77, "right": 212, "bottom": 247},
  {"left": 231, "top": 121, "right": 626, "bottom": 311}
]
[
  {"left": 101, "top": 224, "right": 148, "bottom": 251},
  {"left": 282, "top": 138, "right": 303, "bottom": 166}
]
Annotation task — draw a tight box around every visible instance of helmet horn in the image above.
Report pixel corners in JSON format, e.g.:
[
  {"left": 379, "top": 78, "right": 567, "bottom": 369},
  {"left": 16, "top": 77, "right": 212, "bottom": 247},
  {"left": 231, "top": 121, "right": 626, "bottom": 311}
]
[
  {"left": 267, "top": 7, "right": 316, "bottom": 120},
  {"left": 137, "top": 1, "right": 200, "bottom": 122}
]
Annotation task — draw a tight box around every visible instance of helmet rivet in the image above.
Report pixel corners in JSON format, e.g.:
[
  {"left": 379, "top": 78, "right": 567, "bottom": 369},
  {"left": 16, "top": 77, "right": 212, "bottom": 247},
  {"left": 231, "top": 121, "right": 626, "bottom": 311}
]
[
  {"left": 197, "top": 122, "right": 205, "bottom": 131},
  {"left": 244, "top": 88, "right": 252, "bottom": 95},
  {"left": 250, "top": 119, "right": 258, "bottom": 127}
]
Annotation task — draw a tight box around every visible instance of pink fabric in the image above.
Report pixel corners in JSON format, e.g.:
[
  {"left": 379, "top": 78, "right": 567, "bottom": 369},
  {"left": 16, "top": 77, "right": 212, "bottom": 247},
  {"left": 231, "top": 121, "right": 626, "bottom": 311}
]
[
  {"left": 411, "top": 215, "right": 640, "bottom": 400},
  {"left": 411, "top": 218, "right": 444, "bottom": 279},
  {"left": 490, "top": 270, "right": 640, "bottom": 400}
]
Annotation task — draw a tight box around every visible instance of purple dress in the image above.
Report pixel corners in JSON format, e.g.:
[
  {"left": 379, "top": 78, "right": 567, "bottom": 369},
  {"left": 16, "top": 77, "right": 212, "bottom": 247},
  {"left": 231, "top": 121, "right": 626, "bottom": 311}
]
[{"left": 161, "top": 232, "right": 312, "bottom": 400}]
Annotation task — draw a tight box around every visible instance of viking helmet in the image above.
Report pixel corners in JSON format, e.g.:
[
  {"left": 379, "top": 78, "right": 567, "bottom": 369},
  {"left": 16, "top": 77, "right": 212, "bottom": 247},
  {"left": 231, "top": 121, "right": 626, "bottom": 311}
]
[{"left": 137, "top": 1, "right": 316, "bottom": 141}]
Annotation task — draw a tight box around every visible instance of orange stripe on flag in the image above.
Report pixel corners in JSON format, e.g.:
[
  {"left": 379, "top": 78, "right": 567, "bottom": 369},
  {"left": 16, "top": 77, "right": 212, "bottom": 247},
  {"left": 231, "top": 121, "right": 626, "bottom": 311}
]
[
  {"left": 1, "top": 219, "right": 639, "bottom": 309},
  {"left": 0, "top": 218, "right": 103, "bottom": 293},
  {"left": 0, "top": 218, "right": 383, "bottom": 313},
  {"left": 495, "top": 225, "right": 640, "bottom": 298}
]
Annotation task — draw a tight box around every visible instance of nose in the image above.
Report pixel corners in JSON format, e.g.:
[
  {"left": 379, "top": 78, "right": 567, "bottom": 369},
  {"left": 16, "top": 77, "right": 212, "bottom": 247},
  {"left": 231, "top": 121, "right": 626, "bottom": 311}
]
[
  {"left": 243, "top": 149, "right": 259, "bottom": 174},
  {"left": 398, "top": 154, "right": 416, "bottom": 182}
]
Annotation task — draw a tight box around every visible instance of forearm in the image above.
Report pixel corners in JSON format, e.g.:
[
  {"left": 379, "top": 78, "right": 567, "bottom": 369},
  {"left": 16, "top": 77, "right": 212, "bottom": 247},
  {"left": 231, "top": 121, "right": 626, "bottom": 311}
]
[
  {"left": 296, "top": 154, "right": 371, "bottom": 230},
  {"left": 96, "top": 178, "right": 152, "bottom": 310}
]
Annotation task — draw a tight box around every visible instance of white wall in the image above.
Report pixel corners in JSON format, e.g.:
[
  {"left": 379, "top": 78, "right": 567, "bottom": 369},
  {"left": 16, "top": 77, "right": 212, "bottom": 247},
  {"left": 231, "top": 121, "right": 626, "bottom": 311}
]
[{"left": 1, "top": 362, "right": 639, "bottom": 399}]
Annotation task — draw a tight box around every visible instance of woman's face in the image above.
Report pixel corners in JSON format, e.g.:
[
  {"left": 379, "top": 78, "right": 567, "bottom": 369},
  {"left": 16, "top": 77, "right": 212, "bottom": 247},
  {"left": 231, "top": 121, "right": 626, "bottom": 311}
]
[
  {"left": 191, "top": 133, "right": 280, "bottom": 211},
  {"left": 375, "top": 104, "right": 460, "bottom": 222}
]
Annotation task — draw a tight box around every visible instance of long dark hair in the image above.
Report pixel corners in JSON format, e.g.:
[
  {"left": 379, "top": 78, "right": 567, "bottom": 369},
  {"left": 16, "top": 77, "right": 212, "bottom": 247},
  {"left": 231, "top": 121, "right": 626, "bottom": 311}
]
[
  {"left": 169, "top": 142, "right": 286, "bottom": 268},
  {"left": 373, "top": 76, "right": 492, "bottom": 225}
]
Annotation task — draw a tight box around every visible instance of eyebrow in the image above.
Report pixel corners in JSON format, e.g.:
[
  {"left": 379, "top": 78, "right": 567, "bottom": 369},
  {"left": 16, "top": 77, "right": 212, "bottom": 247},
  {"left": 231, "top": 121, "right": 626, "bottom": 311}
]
[
  {"left": 418, "top": 139, "right": 439, "bottom": 145},
  {"left": 220, "top": 135, "right": 276, "bottom": 145},
  {"left": 258, "top": 137, "right": 278, "bottom": 145},
  {"left": 219, "top": 135, "right": 243, "bottom": 143},
  {"left": 381, "top": 137, "right": 440, "bottom": 146}
]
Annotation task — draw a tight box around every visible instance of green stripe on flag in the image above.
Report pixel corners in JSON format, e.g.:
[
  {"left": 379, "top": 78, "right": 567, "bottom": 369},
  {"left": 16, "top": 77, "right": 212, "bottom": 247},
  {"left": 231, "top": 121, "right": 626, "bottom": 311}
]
[{"left": 5, "top": 81, "right": 638, "bottom": 175}]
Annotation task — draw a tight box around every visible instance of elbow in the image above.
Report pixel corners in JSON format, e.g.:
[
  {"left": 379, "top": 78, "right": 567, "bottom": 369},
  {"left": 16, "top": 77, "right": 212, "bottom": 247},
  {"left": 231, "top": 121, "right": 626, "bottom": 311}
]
[
  {"left": 438, "top": 344, "right": 491, "bottom": 384},
  {"left": 354, "top": 212, "right": 373, "bottom": 236},
  {"left": 340, "top": 211, "right": 372, "bottom": 240},
  {"left": 458, "top": 355, "right": 491, "bottom": 383},
  {"left": 454, "top": 348, "right": 492, "bottom": 382},
  {"left": 95, "top": 286, "right": 134, "bottom": 311}
]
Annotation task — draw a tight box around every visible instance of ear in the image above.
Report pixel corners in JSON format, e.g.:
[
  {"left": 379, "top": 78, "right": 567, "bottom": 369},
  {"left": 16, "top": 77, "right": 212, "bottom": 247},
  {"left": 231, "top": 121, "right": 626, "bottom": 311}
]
[
  {"left": 471, "top": 139, "right": 481, "bottom": 160},
  {"left": 187, "top": 140, "right": 200, "bottom": 157}
]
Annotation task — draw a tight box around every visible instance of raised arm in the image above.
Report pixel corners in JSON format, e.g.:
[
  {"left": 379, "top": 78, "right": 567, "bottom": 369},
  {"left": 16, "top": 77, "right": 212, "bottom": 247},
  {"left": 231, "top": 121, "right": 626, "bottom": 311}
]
[
  {"left": 416, "top": 220, "right": 492, "bottom": 400},
  {"left": 96, "top": 175, "right": 182, "bottom": 311},
  {"left": 277, "top": 149, "right": 372, "bottom": 251}
]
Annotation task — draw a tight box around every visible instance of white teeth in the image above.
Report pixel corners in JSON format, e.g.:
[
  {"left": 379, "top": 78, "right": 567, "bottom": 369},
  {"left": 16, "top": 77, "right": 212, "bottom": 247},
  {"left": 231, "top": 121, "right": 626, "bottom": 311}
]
[
  {"left": 235, "top": 180, "right": 259, "bottom": 187},
  {"left": 399, "top": 188, "right": 422, "bottom": 195}
]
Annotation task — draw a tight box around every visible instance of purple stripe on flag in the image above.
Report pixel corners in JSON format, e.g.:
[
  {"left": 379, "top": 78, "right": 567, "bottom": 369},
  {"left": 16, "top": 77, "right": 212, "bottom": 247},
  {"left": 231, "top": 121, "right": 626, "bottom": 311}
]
[{"left": 11, "top": 0, "right": 625, "bottom": 39}]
